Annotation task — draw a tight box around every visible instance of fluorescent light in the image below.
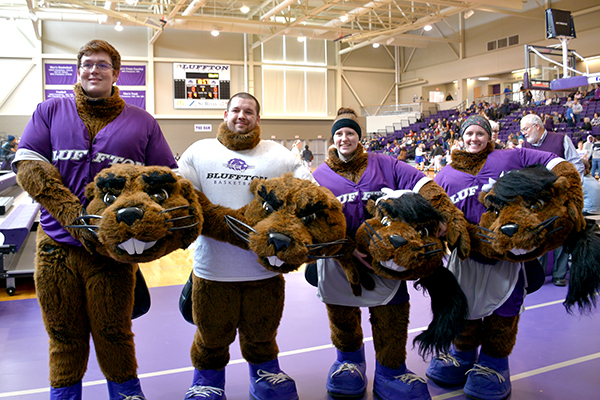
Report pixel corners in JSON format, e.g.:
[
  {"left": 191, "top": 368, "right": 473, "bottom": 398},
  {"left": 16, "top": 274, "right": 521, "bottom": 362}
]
[
  {"left": 464, "top": 10, "right": 474, "bottom": 19},
  {"left": 115, "top": 21, "right": 123, "bottom": 31},
  {"left": 478, "top": 77, "right": 489, "bottom": 81},
  {"left": 240, "top": 4, "right": 250, "bottom": 13},
  {"left": 372, "top": 43, "right": 380, "bottom": 48},
  {"left": 424, "top": 25, "right": 432, "bottom": 31}
]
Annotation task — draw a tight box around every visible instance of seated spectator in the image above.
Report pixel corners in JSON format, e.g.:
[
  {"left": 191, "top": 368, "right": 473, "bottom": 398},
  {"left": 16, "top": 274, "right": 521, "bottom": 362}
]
[
  {"left": 544, "top": 114, "right": 555, "bottom": 132},
  {"left": 397, "top": 146, "right": 407, "bottom": 162},
  {"left": 581, "top": 158, "right": 600, "bottom": 215},
  {"left": 576, "top": 141, "right": 588, "bottom": 159},
  {"left": 584, "top": 85, "right": 597, "bottom": 100},
  {"left": 582, "top": 117, "right": 593, "bottom": 132},
  {"left": 551, "top": 94, "right": 561, "bottom": 105},
  {"left": 591, "top": 112, "right": 600, "bottom": 127}
]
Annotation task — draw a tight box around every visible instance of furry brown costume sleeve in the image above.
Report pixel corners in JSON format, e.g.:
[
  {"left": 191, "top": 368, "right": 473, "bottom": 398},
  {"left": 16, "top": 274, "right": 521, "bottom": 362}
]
[
  {"left": 15, "top": 160, "right": 96, "bottom": 251},
  {"left": 419, "top": 180, "right": 471, "bottom": 259}
]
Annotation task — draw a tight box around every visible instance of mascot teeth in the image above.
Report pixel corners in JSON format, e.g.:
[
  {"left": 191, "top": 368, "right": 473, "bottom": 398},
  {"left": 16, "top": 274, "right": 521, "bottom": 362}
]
[
  {"left": 118, "top": 238, "right": 157, "bottom": 255},
  {"left": 509, "top": 247, "right": 535, "bottom": 256},
  {"left": 381, "top": 259, "right": 406, "bottom": 272},
  {"left": 267, "top": 256, "right": 285, "bottom": 267}
]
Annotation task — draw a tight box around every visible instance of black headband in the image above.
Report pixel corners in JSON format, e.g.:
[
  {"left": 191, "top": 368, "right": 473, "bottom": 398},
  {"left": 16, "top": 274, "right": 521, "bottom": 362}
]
[{"left": 331, "top": 118, "right": 362, "bottom": 139}]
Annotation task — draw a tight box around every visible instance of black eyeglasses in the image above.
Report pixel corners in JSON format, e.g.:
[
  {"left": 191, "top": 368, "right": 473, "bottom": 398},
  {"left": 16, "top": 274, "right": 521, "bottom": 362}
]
[{"left": 80, "top": 62, "right": 113, "bottom": 71}]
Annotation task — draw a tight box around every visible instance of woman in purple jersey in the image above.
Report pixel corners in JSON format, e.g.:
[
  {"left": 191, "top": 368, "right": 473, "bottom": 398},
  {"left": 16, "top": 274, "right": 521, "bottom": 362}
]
[
  {"left": 310, "top": 108, "right": 469, "bottom": 400},
  {"left": 426, "top": 115, "right": 582, "bottom": 400}
]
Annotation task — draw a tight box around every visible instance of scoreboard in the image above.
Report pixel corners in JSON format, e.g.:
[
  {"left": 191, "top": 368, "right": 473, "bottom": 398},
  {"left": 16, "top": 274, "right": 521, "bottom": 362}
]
[{"left": 173, "top": 63, "right": 231, "bottom": 109}]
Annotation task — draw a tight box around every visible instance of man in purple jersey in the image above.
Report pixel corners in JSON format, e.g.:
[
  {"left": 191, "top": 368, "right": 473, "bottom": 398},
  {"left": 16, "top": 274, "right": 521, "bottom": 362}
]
[
  {"left": 13, "top": 40, "right": 176, "bottom": 400},
  {"left": 520, "top": 113, "right": 584, "bottom": 287}
]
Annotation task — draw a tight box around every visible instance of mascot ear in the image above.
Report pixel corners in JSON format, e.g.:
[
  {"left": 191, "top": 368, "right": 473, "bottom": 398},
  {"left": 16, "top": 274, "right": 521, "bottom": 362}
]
[
  {"left": 365, "top": 198, "right": 378, "bottom": 217},
  {"left": 85, "top": 182, "right": 96, "bottom": 203},
  {"left": 552, "top": 176, "right": 570, "bottom": 196},
  {"left": 478, "top": 190, "right": 487, "bottom": 205},
  {"left": 249, "top": 178, "right": 266, "bottom": 194}
]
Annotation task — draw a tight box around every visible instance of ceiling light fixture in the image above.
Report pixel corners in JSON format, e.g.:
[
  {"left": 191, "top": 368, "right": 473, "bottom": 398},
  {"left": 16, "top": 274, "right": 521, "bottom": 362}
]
[
  {"left": 464, "top": 10, "right": 474, "bottom": 19},
  {"left": 125, "top": 0, "right": 138, "bottom": 5},
  {"left": 424, "top": 25, "right": 432, "bottom": 31},
  {"left": 372, "top": 43, "right": 380, "bottom": 48},
  {"left": 240, "top": 4, "right": 249, "bottom": 13},
  {"left": 339, "top": 14, "right": 349, "bottom": 23},
  {"left": 115, "top": 21, "right": 123, "bottom": 31},
  {"left": 478, "top": 77, "right": 489, "bottom": 81},
  {"left": 211, "top": 29, "right": 220, "bottom": 36},
  {"left": 297, "top": 34, "right": 306, "bottom": 42}
]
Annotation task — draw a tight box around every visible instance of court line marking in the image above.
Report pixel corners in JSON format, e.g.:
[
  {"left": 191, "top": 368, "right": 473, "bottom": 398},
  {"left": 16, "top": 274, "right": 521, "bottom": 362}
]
[{"left": 0, "top": 298, "right": 590, "bottom": 398}]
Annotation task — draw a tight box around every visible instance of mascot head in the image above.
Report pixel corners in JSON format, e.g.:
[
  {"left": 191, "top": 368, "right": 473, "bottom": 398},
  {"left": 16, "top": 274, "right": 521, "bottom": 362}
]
[
  {"left": 475, "top": 165, "right": 576, "bottom": 262},
  {"left": 356, "top": 192, "right": 446, "bottom": 281},
  {"left": 70, "top": 164, "right": 203, "bottom": 263},
  {"left": 226, "top": 173, "right": 347, "bottom": 273}
]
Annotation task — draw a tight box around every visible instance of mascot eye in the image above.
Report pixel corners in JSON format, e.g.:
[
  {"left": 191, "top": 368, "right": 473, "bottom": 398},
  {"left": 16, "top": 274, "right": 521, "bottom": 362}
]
[
  {"left": 530, "top": 199, "right": 545, "bottom": 211},
  {"left": 486, "top": 206, "right": 499, "bottom": 216},
  {"left": 103, "top": 193, "right": 118, "bottom": 205},
  {"left": 150, "top": 189, "right": 169, "bottom": 203},
  {"left": 381, "top": 216, "right": 391, "bottom": 227},
  {"left": 262, "top": 201, "right": 274, "bottom": 214},
  {"left": 301, "top": 213, "right": 316, "bottom": 224},
  {"left": 416, "top": 227, "right": 429, "bottom": 237}
]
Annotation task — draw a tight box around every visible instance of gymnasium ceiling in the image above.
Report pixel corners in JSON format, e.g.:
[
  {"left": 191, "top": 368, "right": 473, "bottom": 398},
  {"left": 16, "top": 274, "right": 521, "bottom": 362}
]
[{"left": 0, "top": 0, "right": 530, "bottom": 50}]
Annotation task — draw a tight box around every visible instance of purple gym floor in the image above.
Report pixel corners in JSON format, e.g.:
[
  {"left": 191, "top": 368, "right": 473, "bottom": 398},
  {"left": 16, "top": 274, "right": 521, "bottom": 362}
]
[{"left": 1, "top": 271, "right": 599, "bottom": 400}]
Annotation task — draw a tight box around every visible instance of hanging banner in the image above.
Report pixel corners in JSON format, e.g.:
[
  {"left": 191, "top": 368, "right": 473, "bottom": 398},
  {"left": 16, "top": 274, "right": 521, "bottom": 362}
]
[
  {"left": 45, "top": 64, "right": 77, "bottom": 85},
  {"left": 116, "top": 66, "right": 146, "bottom": 86},
  {"left": 120, "top": 90, "right": 146, "bottom": 109},
  {"left": 173, "top": 63, "right": 231, "bottom": 109}
]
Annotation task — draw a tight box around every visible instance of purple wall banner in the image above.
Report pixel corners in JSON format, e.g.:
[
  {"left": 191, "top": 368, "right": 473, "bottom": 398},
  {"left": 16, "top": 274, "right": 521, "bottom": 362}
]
[
  {"left": 45, "top": 64, "right": 77, "bottom": 85},
  {"left": 116, "top": 65, "right": 146, "bottom": 86},
  {"left": 45, "top": 90, "right": 75, "bottom": 100},
  {"left": 120, "top": 90, "right": 146, "bottom": 109}
]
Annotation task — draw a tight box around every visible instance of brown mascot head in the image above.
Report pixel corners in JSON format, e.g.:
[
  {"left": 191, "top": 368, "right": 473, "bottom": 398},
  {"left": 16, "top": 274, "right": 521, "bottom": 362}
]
[
  {"left": 72, "top": 164, "right": 203, "bottom": 263},
  {"left": 356, "top": 192, "right": 446, "bottom": 281},
  {"left": 474, "top": 165, "right": 576, "bottom": 262},
  {"left": 352, "top": 191, "right": 468, "bottom": 359},
  {"left": 227, "top": 173, "right": 347, "bottom": 273}
]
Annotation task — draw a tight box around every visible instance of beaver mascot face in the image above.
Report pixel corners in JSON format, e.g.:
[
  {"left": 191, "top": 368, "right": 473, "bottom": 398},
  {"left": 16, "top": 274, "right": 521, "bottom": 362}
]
[
  {"left": 475, "top": 165, "right": 577, "bottom": 262},
  {"left": 226, "top": 173, "right": 347, "bottom": 273},
  {"left": 70, "top": 164, "right": 203, "bottom": 263},
  {"left": 356, "top": 192, "right": 446, "bottom": 281}
]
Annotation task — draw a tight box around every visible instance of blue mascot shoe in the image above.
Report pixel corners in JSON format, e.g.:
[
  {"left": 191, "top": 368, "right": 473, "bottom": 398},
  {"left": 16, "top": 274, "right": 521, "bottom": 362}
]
[
  {"left": 249, "top": 359, "right": 298, "bottom": 400},
  {"left": 185, "top": 368, "right": 226, "bottom": 400},
  {"left": 426, "top": 346, "right": 478, "bottom": 387},
  {"left": 463, "top": 352, "right": 511, "bottom": 400},
  {"left": 373, "top": 361, "right": 431, "bottom": 400},
  {"left": 50, "top": 381, "right": 82, "bottom": 400},
  {"left": 326, "top": 346, "right": 367, "bottom": 398},
  {"left": 107, "top": 378, "right": 147, "bottom": 400}
]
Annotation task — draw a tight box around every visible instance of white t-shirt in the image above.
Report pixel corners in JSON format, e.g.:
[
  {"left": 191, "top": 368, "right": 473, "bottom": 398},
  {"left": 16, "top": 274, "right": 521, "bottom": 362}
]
[{"left": 179, "top": 137, "right": 314, "bottom": 281}]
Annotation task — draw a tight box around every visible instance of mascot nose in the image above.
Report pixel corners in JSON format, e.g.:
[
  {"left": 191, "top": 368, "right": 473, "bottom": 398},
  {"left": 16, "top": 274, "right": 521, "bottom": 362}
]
[
  {"left": 268, "top": 232, "right": 292, "bottom": 251},
  {"left": 117, "top": 207, "right": 144, "bottom": 226},
  {"left": 389, "top": 234, "right": 408, "bottom": 248},
  {"left": 500, "top": 223, "right": 519, "bottom": 238}
]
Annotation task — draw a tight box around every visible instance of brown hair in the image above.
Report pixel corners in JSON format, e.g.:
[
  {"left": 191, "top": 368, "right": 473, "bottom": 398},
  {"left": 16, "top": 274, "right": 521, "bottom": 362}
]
[
  {"left": 77, "top": 40, "right": 121, "bottom": 71},
  {"left": 227, "top": 92, "right": 261, "bottom": 115}
]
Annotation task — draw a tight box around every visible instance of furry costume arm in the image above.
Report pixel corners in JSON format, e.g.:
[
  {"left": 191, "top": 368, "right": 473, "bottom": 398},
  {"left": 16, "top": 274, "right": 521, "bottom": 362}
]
[
  {"left": 15, "top": 160, "right": 96, "bottom": 252},
  {"left": 194, "top": 190, "right": 250, "bottom": 249},
  {"left": 551, "top": 160, "right": 585, "bottom": 232},
  {"left": 419, "top": 180, "right": 471, "bottom": 259}
]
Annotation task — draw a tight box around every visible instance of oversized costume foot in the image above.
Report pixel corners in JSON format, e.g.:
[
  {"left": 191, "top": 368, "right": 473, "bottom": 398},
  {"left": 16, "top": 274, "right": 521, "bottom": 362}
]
[
  {"left": 50, "top": 382, "right": 82, "bottom": 400},
  {"left": 463, "top": 353, "right": 511, "bottom": 400},
  {"left": 248, "top": 359, "right": 298, "bottom": 400},
  {"left": 107, "top": 378, "right": 147, "bottom": 400},
  {"left": 426, "top": 346, "right": 477, "bottom": 387},
  {"left": 185, "top": 369, "right": 226, "bottom": 400},
  {"left": 326, "top": 346, "right": 367, "bottom": 398},
  {"left": 373, "top": 361, "right": 431, "bottom": 400}
]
